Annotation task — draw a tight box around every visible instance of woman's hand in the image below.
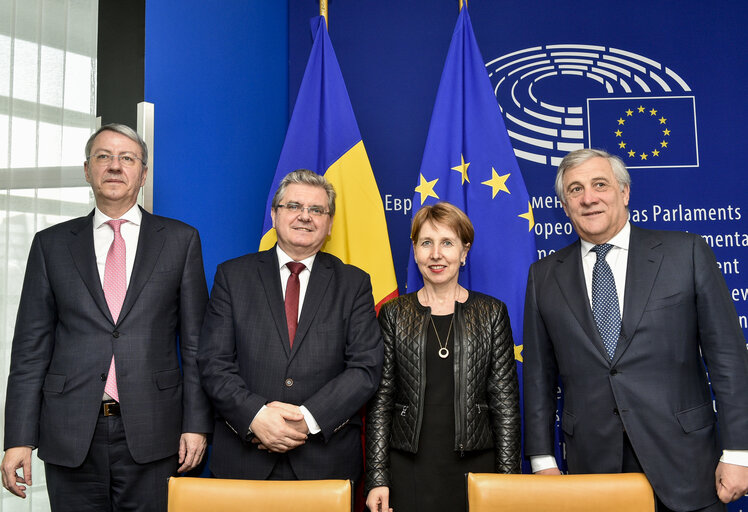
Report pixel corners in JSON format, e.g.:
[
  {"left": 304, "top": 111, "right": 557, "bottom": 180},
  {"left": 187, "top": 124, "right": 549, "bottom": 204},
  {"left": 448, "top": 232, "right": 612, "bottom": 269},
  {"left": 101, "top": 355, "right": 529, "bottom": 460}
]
[{"left": 366, "top": 486, "right": 393, "bottom": 512}]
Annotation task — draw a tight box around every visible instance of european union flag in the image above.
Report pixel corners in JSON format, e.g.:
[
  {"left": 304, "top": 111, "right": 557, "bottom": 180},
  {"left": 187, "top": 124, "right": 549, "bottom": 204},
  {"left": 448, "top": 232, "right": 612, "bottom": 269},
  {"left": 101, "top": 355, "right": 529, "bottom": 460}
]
[
  {"left": 587, "top": 96, "right": 698, "bottom": 168},
  {"left": 407, "top": 7, "right": 536, "bottom": 362}
]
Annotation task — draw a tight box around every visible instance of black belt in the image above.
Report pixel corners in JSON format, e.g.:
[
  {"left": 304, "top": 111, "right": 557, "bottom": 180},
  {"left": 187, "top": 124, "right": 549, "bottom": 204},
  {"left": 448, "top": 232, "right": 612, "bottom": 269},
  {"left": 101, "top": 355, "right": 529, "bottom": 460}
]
[{"left": 101, "top": 400, "right": 120, "bottom": 416}]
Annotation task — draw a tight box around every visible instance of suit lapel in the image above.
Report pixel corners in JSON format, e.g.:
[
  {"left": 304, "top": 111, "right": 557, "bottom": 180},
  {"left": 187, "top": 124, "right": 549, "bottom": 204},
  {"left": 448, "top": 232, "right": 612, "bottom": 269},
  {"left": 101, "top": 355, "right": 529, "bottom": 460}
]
[
  {"left": 553, "top": 242, "right": 611, "bottom": 362},
  {"left": 615, "top": 225, "right": 663, "bottom": 362},
  {"left": 292, "top": 252, "right": 333, "bottom": 356},
  {"left": 257, "top": 248, "right": 292, "bottom": 357},
  {"left": 68, "top": 211, "right": 113, "bottom": 322},
  {"left": 118, "top": 208, "right": 165, "bottom": 325}
]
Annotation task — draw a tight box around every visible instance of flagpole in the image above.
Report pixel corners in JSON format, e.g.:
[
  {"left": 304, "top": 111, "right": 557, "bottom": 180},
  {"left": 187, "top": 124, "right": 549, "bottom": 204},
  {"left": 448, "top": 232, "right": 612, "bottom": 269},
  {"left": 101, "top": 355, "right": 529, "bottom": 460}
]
[{"left": 320, "top": 0, "right": 328, "bottom": 29}]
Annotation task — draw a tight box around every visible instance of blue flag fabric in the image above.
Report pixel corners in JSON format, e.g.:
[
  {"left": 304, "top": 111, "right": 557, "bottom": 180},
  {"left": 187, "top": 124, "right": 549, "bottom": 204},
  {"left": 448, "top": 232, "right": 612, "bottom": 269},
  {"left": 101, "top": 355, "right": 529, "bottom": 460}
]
[{"left": 407, "top": 7, "right": 536, "bottom": 355}]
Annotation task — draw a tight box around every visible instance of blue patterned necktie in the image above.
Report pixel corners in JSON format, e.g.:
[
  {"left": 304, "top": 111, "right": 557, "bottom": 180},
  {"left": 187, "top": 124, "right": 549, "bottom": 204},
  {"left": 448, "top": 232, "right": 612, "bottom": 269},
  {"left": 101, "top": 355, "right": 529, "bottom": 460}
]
[{"left": 591, "top": 244, "right": 621, "bottom": 359}]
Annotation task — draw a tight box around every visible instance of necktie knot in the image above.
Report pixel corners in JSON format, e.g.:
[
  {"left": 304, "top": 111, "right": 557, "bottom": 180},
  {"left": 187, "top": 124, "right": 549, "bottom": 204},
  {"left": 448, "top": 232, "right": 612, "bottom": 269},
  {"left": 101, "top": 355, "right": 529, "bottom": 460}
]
[
  {"left": 106, "top": 219, "right": 127, "bottom": 234},
  {"left": 287, "top": 262, "right": 305, "bottom": 276},
  {"left": 592, "top": 243, "right": 613, "bottom": 260}
]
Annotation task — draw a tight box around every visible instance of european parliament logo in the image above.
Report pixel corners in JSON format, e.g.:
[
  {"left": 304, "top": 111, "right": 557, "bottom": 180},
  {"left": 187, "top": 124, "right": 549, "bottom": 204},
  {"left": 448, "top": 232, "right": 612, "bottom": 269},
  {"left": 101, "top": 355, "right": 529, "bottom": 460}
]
[{"left": 485, "top": 44, "right": 699, "bottom": 169}]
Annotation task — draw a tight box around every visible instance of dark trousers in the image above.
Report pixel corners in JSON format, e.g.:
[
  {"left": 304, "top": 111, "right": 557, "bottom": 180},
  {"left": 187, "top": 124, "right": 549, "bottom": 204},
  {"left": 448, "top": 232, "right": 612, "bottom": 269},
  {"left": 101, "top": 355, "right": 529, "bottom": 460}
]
[
  {"left": 622, "top": 433, "right": 725, "bottom": 512},
  {"left": 268, "top": 454, "right": 298, "bottom": 480},
  {"left": 45, "top": 413, "right": 177, "bottom": 512}
]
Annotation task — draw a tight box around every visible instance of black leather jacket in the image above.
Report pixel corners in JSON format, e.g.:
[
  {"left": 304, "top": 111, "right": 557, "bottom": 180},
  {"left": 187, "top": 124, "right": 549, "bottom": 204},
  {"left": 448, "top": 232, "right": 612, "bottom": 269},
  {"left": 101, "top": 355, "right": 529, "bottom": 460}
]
[{"left": 365, "top": 291, "right": 520, "bottom": 493}]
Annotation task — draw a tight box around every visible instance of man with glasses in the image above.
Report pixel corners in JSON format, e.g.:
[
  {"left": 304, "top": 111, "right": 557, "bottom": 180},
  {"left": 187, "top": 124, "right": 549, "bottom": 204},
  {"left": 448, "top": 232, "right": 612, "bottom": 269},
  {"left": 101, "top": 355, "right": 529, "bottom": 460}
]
[
  {"left": 1, "top": 124, "right": 212, "bottom": 511},
  {"left": 198, "top": 169, "right": 383, "bottom": 484}
]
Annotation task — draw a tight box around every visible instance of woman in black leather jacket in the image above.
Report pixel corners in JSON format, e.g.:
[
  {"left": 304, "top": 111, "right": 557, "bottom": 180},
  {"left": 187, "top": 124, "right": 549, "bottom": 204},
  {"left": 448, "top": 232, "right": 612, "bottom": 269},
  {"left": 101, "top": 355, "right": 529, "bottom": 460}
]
[{"left": 365, "top": 202, "right": 520, "bottom": 512}]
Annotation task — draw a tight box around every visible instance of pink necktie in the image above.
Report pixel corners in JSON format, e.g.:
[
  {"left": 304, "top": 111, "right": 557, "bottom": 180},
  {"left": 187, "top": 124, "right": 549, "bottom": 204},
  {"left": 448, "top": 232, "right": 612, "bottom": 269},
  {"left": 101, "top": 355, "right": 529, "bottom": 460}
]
[
  {"left": 284, "top": 262, "right": 305, "bottom": 348},
  {"left": 103, "top": 219, "right": 127, "bottom": 401}
]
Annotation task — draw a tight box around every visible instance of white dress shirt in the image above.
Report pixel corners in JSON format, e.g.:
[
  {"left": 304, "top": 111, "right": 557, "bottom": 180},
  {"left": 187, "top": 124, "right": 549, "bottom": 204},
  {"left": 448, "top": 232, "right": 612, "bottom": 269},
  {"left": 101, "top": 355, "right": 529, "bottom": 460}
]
[
  {"left": 531, "top": 222, "right": 748, "bottom": 472},
  {"left": 93, "top": 204, "right": 141, "bottom": 401},
  {"left": 93, "top": 204, "right": 142, "bottom": 287},
  {"left": 250, "top": 247, "right": 321, "bottom": 436}
]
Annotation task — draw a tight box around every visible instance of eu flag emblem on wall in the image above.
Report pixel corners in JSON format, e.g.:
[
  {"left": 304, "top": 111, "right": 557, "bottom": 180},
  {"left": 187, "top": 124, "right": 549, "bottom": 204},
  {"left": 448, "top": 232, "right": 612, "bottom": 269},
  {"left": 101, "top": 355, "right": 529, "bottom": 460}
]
[
  {"left": 587, "top": 96, "right": 698, "bottom": 168},
  {"left": 407, "top": 7, "right": 536, "bottom": 361}
]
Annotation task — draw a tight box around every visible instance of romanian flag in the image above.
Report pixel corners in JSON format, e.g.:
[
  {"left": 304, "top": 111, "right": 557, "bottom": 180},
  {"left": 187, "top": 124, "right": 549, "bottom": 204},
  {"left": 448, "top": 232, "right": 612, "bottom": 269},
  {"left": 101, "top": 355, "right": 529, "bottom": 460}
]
[
  {"left": 407, "top": 6, "right": 536, "bottom": 382},
  {"left": 259, "top": 16, "right": 398, "bottom": 311}
]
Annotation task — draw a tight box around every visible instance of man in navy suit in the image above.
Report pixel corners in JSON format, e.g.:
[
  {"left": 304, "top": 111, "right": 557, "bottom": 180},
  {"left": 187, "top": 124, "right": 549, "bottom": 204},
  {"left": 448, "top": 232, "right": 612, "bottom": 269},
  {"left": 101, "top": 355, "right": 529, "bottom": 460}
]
[
  {"left": 1, "top": 124, "right": 212, "bottom": 511},
  {"left": 198, "top": 169, "right": 383, "bottom": 482},
  {"left": 523, "top": 149, "right": 748, "bottom": 511}
]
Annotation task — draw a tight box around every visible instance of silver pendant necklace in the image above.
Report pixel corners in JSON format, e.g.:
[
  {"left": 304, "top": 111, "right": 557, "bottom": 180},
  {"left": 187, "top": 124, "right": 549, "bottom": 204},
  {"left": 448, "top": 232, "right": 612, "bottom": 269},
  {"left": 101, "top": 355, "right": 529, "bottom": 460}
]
[{"left": 430, "top": 315, "right": 454, "bottom": 359}]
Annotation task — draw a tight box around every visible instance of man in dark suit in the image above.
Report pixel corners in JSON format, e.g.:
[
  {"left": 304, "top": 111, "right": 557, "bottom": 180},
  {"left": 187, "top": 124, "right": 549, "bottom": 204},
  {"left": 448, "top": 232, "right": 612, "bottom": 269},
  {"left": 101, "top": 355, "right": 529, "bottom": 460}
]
[
  {"left": 523, "top": 148, "right": 748, "bottom": 511},
  {"left": 197, "top": 169, "right": 383, "bottom": 482},
  {"left": 1, "top": 124, "right": 212, "bottom": 511}
]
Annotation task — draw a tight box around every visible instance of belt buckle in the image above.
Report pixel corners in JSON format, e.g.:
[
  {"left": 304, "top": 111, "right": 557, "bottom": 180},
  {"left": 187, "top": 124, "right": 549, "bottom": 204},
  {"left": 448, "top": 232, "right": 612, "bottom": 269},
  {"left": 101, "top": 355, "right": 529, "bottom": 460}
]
[{"left": 102, "top": 401, "right": 119, "bottom": 416}]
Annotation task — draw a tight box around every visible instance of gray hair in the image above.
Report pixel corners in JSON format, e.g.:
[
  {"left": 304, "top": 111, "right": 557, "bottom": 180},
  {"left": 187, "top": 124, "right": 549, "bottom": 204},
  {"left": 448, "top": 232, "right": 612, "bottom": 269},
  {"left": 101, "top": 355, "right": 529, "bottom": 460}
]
[
  {"left": 271, "top": 169, "right": 336, "bottom": 217},
  {"left": 85, "top": 123, "right": 148, "bottom": 164},
  {"left": 555, "top": 148, "right": 630, "bottom": 203}
]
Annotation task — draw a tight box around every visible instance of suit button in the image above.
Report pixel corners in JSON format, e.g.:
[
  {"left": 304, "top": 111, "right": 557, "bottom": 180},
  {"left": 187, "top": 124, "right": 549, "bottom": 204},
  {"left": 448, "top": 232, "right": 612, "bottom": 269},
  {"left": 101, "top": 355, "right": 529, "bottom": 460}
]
[
  {"left": 609, "top": 369, "right": 617, "bottom": 376},
  {"left": 112, "top": 331, "right": 120, "bottom": 338},
  {"left": 284, "top": 378, "right": 294, "bottom": 387},
  {"left": 613, "top": 408, "right": 619, "bottom": 415},
  {"left": 100, "top": 373, "right": 107, "bottom": 381}
]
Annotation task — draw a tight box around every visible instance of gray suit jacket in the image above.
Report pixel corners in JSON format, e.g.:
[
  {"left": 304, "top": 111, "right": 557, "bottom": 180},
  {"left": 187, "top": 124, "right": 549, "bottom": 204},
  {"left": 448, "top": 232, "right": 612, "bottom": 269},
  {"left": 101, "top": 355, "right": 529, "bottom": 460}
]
[
  {"left": 4, "top": 208, "right": 213, "bottom": 466},
  {"left": 197, "top": 247, "right": 383, "bottom": 481},
  {"left": 523, "top": 225, "right": 748, "bottom": 510}
]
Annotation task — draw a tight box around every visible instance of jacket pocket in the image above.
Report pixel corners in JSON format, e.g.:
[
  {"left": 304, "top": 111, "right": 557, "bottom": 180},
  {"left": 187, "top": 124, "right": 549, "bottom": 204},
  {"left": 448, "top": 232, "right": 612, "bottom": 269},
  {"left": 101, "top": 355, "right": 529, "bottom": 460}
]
[
  {"left": 644, "top": 292, "right": 683, "bottom": 311},
  {"left": 676, "top": 402, "right": 715, "bottom": 433},
  {"left": 561, "top": 409, "right": 576, "bottom": 436},
  {"left": 154, "top": 368, "right": 182, "bottom": 390},
  {"left": 42, "top": 373, "right": 66, "bottom": 394}
]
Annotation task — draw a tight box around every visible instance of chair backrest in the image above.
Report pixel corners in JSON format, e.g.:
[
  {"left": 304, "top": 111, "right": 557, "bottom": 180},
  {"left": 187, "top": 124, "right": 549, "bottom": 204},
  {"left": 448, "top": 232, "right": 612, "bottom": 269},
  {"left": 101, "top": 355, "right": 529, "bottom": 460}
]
[
  {"left": 467, "top": 472, "right": 655, "bottom": 512},
  {"left": 167, "top": 477, "right": 352, "bottom": 512}
]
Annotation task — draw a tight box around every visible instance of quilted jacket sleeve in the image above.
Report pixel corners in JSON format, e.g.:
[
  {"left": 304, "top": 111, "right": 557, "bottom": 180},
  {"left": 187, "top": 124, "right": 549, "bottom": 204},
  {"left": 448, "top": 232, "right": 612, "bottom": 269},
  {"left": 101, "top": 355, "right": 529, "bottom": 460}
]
[
  {"left": 364, "top": 302, "right": 397, "bottom": 494},
  {"left": 487, "top": 300, "right": 521, "bottom": 473}
]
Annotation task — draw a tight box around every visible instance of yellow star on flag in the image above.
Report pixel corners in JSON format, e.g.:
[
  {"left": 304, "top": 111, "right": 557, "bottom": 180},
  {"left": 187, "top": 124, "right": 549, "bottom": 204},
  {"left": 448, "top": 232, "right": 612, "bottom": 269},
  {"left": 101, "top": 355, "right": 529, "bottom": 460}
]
[
  {"left": 514, "top": 344, "right": 523, "bottom": 362},
  {"left": 659, "top": 117, "right": 667, "bottom": 124},
  {"left": 652, "top": 149, "right": 660, "bottom": 157},
  {"left": 649, "top": 108, "right": 658, "bottom": 116},
  {"left": 614, "top": 129, "right": 623, "bottom": 137},
  {"left": 519, "top": 202, "right": 535, "bottom": 231},
  {"left": 625, "top": 109, "right": 633, "bottom": 116},
  {"left": 618, "top": 141, "right": 626, "bottom": 148},
  {"left": 663, "top": 128, "right": 671, "bottom": 136},
  {"left": 481, "top": 168, "right": 511, "bottom": 199},
  {"left": 637, "top": 105, "right": 646, "bottom": 113},
  {"left": 628, "top": 149, "right": 636, "bottom": 157},
  {"left": 660, "top": 140, "right": 668, "bottom": 148},
  {"left": 640, "top": 153, "right": 648, "bottom": 160},
  {"left": 617, "top": 118, "right": 625, "bottom": 125},
  {"left": 414, "top": 173, "right": 439, "bottom": 205},
  {"left": 451, "top": 154, "right": 470, "bottom": 184}
]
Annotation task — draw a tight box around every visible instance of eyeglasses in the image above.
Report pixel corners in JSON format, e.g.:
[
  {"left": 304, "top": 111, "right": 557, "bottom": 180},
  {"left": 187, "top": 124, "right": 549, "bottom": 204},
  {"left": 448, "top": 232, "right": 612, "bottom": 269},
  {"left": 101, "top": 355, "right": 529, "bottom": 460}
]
[
  {"left": 276, "top": 203, "right": 329, "bottom": 217},
  {"left": 87, "top": 152, "right": 145, "bottom": 167}
]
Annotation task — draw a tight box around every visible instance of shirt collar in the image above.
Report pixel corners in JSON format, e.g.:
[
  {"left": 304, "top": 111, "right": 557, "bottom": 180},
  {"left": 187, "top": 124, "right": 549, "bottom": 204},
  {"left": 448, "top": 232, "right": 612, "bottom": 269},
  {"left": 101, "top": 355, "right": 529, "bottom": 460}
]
[
  {"left": 275, "top": 245, "right": 316, "bottom": 272},
  {"left": 94, "top": 203, "right": 142, "bottom": 230},
  {"left": 580, "top": 221, "right": 631, "bottom": 256}
]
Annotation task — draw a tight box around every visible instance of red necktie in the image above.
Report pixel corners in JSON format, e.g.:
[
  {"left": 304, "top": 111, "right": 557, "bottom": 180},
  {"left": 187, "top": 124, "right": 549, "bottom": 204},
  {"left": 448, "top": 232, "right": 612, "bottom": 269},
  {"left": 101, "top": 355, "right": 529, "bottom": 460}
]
[
  {"left": 103, "top": 219, "right": 128, "bottom": 401},
  {"left": 284, "top": 262, "right": 305, "bottom": 348}
]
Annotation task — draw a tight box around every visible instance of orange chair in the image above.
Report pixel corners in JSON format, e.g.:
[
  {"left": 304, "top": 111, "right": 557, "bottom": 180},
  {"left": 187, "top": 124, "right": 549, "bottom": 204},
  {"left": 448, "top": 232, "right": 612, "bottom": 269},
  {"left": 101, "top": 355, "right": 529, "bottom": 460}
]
[
  {"left": 167, "top": 477, "right": 352, "bottom": 512},
  {"left": 467, "top": 472, "right": 655, "bottom": 512}
]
